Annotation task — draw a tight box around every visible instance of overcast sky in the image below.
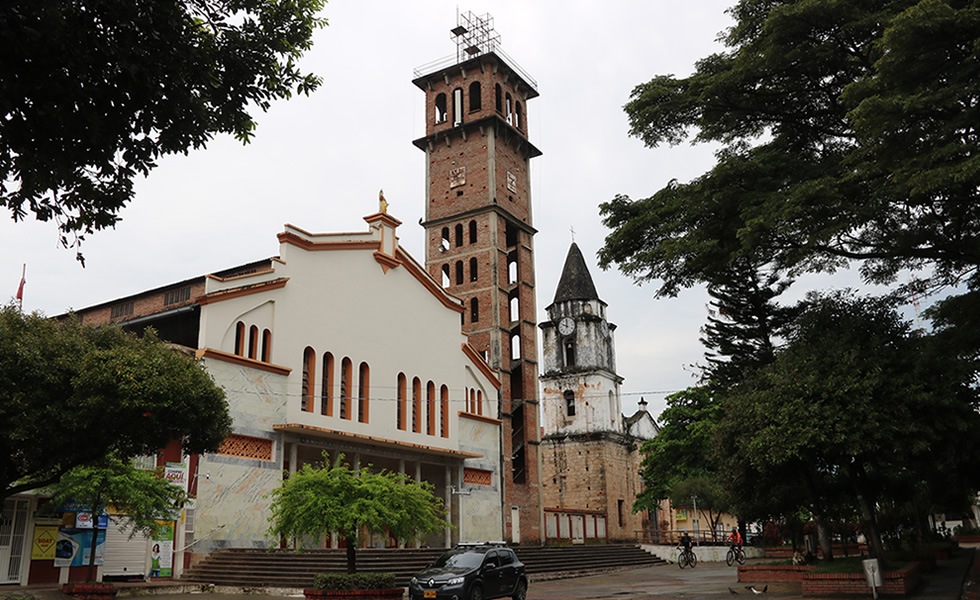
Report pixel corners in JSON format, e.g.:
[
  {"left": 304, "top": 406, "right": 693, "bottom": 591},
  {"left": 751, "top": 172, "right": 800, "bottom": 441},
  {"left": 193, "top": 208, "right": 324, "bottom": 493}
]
[{"left": 2, "top": 1, "right": 911, "bottom": 420}]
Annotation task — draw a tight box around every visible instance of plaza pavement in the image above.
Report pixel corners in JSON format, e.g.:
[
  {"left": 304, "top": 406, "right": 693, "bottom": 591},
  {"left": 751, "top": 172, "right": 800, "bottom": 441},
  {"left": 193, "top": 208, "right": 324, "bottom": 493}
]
[{"left": 5, "top": 549, "right": 975, "bottom": 600}]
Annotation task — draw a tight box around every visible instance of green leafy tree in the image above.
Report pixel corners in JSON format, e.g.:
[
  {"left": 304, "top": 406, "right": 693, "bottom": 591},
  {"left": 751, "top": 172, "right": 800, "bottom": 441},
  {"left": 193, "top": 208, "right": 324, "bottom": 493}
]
[
  {"left": 43, "top": 454, "right": 186, "bottom": 582},
  {"left": 267, "top": 456, "right": 450, "bottom": 574},
  {"left": 1, "top": 0, "right": 326, "bottom": 257},
  {"left": 598, "top": 0, "right": 980, "bottom": 304},
  {"left": 716, "top": 291, "right": 980, "bottom": 560},
  {"left": 670, "top": 475, "right": 733, "bottom": 540},
  {"left": 634, "top": 387, "right": 722, "bottom": 514},
  {"left": 0, "top": 305, "right": 232, "bottom": 499}
]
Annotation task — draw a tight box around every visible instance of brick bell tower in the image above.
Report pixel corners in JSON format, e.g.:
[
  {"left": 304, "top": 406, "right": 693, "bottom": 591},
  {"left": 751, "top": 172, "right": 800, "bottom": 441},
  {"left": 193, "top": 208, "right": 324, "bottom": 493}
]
[{"left": 413, "top": 12, "right": 543, "bottom": 545}]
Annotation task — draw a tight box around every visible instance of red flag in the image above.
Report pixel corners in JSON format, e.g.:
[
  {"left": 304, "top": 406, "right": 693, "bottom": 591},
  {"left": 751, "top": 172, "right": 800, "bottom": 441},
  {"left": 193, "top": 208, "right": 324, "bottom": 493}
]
[{"left": 15, "top": 264, "right": 25, "bottom": 302}]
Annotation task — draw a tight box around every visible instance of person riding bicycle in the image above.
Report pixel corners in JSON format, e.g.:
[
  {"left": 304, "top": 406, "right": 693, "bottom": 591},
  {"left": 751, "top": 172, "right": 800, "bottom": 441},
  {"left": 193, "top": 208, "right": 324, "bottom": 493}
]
[
  {"left": 727, "top": 527, "right": 743, "bottom": 550},
  {"left": 680, "top": 531, "right": 692, "bottom": 552}
]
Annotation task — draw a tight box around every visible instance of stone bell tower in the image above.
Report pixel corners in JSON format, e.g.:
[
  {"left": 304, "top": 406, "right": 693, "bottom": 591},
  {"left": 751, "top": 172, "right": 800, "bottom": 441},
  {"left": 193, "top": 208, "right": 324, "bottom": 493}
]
[{"left": 412, "top": 12, "right": 543, "bottom": 545}]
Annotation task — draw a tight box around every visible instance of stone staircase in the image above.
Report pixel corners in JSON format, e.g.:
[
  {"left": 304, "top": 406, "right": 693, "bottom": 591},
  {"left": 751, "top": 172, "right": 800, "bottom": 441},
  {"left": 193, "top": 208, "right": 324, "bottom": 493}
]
[{"left": 181, "top": 544, "right": 666, "bottom": 589}]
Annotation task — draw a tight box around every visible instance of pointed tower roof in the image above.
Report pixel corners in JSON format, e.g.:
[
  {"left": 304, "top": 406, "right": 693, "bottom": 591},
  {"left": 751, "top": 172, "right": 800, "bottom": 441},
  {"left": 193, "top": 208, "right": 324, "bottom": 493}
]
[{"left": 552, "top": 242, "right": 601, "bottom": 304}]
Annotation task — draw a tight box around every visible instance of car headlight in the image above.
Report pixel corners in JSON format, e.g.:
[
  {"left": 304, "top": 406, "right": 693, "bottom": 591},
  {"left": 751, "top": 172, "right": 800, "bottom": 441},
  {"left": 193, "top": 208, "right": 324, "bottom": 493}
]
[{"left": 447, "top": 577, "right": 465, "bottom": 586}]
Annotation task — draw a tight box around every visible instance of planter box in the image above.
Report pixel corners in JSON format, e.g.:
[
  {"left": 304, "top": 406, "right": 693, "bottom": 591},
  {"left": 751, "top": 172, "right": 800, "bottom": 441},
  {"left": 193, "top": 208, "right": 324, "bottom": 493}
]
[
  {"left": 62, "top": 583, "right": 118, "bottom": 600},
  {"left": 303, "top": 588, "right": 404, "bottom": 600},
  {"left": 801, "top": 561, "right": 923, "bottom": 596},
  {"left": 739, "top": 564, "right": 814, "bottom": 582}
]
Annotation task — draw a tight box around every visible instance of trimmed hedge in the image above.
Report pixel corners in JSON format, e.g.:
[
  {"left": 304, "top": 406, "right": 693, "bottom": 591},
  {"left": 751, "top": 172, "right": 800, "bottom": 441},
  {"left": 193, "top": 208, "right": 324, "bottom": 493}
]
[{"left": 312, "top": 573, "right": 396, "bottom": 591}]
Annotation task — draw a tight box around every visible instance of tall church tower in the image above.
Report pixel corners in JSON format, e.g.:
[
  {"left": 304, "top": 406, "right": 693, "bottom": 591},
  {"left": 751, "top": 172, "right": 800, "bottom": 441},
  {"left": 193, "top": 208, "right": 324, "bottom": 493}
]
[
  {"left": 539, "top": 243, "right": 658, "bottom": 542},
  {"left": 413, "top": 13, "right": 543, "bottom": 545}
]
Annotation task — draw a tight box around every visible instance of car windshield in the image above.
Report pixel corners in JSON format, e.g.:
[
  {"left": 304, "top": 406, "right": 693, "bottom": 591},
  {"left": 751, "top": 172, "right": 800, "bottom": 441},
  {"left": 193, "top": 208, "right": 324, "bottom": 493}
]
[{"left": 431, "top": 549, "right": 485, "bottom": 569}]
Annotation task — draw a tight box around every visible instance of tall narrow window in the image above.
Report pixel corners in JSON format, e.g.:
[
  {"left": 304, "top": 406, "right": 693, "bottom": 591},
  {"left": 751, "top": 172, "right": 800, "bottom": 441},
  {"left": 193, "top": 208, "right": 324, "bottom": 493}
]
[
  {"left": 248, "top": 325, "right": 258, "bottom": 359},
  {"left": 511, "top": 333, "right": 522, "bottom": 360},
  {"left": 564, "top": 390, "right": 576, "bottom": 417},
  {"left": 397, "top": 373, "right": 407, "bottom": 430},
  {"left": 302, "top": 347, "right": 315, "bottom": 412},
  {"left": 441, "top": 227, "right": 451, "bottom": 251},
  {"left": 440, "top": 385, "right": 450, "bottom": 438},
  {"left": 470, "top": 298, "right": 479, "bottom": 323},
  {"left": 435, "top": 93, "right": 447, "bottom": 124},
  {"left": 235, "top": 322, "right": 245, "bottom": 355},
  {"left": 468, "top": 388, "right": 474, "bottom": 413},
  {"left": 442, "top": 264, "right": 451, "bottom": 288},
  {"left": 509, "top": 294, "right": 519, "bottom": 322},
  {"left": 495, "top": 84, "right": 502, "bottom": 112},
  {"left": 452, "top": 88, "right": 463, "bottom": 126},
  {"left": 455, "top": 223, "right": 463, "bottom": 247},
  {"left": 564, "top": 339, "right": 576, "bottom": 368},
  {"left": 469, "top": 81, "right": 481, "bottom": 111},
  {"left": 477, "top": 390, "right": 483, "bottom": 416},
  {"left": 412, "top": 377, "right": 422, "bottom": 433},
  {"left": 321, "top": 353, "right": 334, "bottom": 416},
  {"left": 358, "top": 362, "right": 370, "bottom": 423},
  {"left": 455, "top": 261, "right": 464, "bottom": 285},
  {"left": 340, "top": 357, "right": 352, "bottom": 420},
  {"left": 261, "top": 329, "right": 272, "bottom": 362},
  {"left": 427, "top": 381, "right": 436, "bottom": 435},
  {"left": 515, "top": 102, "right": 523, "bottom": 130},
  {"left": 508, "top": 257, "right": 518, "bottom": 284},
  {"left": 505, "top": 93, "right": 513, "bottom": 125},
  {"left": 469, "top": 220, "right": 477, "bottom": 243},
  {"left": 469, "top": 257, "right": 478, "bottom": 282}
]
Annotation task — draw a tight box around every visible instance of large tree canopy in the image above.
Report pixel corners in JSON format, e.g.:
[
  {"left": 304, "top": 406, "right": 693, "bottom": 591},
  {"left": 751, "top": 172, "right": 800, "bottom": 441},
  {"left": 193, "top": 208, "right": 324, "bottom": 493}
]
[
  {"left": 0, "top": 305, "right": 232, "bottom": 499},
  {"left": 1, "top": 0, "right": 326, "bottom": 256},
  {"left": 715, "top": 291, "right": 980, "bottom": 559},
  {"left": 598, "top": 0, "right": 980, "bottom": 297}
]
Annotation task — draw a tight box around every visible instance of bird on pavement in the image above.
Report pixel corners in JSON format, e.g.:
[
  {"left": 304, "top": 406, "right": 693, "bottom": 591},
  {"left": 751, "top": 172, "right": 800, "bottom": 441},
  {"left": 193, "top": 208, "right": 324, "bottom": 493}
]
[{"left": 728, "top": 587, "right": 739, "bottom": 595}]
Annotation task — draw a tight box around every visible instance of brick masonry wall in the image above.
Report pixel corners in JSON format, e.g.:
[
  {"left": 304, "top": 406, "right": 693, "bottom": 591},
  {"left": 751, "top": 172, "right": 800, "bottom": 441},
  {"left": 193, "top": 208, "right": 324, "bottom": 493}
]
[{"left": 800, "top": 562, "right": 923, "bottom": 596}]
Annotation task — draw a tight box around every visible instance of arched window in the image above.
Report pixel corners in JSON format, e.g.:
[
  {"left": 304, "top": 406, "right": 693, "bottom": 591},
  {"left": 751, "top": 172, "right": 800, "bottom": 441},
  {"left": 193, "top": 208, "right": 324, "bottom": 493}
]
[
  {"left": 505, "top": 93, "right": 513, "bottom": 125},
  {"left": 340, "top": 357, "right": 352, "bottom": 420},
  {"left": 477, "top": 390, "right": 483, "bottom": 416},
  {"left": 469, "top": 257, "right": 478, "bottom": 282},
  {"left": 452, "top": 88, "right": 463, "bottom": 126},
  {"left": 470, "top": 298, "right": 479, "bottom": 322},
  {"left": 248, "top": 325, "right": 258, "bottom": 359},
  {"left": 441, "top": 227, "right": 451, "bottom": 251},
  {"left": 564, "top": 338, "right": 576, "bottom": 368},
  {"left": 412, "top": 377, "right": 422, "bottom": 433},
  {"left": 435, "top": 93, "right": 447, "bottom": 124},
  {"left": 515, "top": 101, "right": 523, "bottom": 130},
  {"left": 455, "top": 261, "right": 464, "bottom": 285},
  {"left": 358, "top": 362, "right": 369, "bottom": 423},
  {"left": 564, "top": 390, "right": 576, "bottom": 417},
  {"left": 302, "top": 347, "right": 315, "bottom": 412},
  {"left": 321, "top": 353, "right": 334, "bottom": 416},
  {"left": 469, "top": 220, "right": 477, "bottom": 244},
  {"left": 508, "top": 256, "right": 518, "bottom": 284},
  {"left": 511, "top": 333, "right": 521, "bottom": 360},
  {"left": 455, "top": 223, "right": 464, "bottom": 247},
  {"left": 397, "top": 373, "right": 407, "bottom": 430},
  {"left": 509, "top": 295, "right": 519, "bottom": 322},
  {"left": 442, "top": 264, "right": 451, "bottom": 288},
  {"left": 469, "top": 81, "right": 481, "bottom": 112},
  {"left": 427, "top": 381, "right": 436, "bottom": 435},
  {"left": 495, "top": 84, "right": 502, "bottom": 112},
  {"left": 261, "top": 329, "right": 272, "bottom": 362},
  {"left": 440, "top": 385, "right": 450, "bottom": 438},
  {"left": 235, "top": 322, "right": 245, "bottom": 355}
]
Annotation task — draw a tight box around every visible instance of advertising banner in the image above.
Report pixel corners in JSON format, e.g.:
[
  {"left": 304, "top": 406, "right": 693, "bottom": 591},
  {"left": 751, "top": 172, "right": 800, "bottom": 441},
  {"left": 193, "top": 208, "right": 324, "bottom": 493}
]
[
  {"left": 53, "top": 529, "right": 106, "bottom": 567},
  {"left": 150, "top": 520, "right": 175, "bottom": 578}
]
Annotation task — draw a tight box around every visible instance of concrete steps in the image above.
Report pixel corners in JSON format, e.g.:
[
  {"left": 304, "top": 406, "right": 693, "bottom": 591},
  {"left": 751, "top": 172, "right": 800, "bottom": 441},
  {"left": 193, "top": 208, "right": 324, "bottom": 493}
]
[{"left": 181, "top": 544, "right": 666, "bottom": 589}]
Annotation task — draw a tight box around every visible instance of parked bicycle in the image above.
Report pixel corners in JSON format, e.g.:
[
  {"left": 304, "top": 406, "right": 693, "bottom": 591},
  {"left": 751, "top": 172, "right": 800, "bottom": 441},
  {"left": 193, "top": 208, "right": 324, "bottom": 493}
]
[
  {"left": 677, "top": 546, "right": 697, "bottom": 569},
  {"left": 725, "top": 544, "right": 745, "bottom": 566}
]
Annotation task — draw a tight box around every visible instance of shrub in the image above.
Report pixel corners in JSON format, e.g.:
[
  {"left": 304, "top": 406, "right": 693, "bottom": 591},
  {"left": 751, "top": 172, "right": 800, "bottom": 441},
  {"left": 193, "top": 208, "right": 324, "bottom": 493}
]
[{"left": 312, "top": 572, "right": 396, "bottom": 591}]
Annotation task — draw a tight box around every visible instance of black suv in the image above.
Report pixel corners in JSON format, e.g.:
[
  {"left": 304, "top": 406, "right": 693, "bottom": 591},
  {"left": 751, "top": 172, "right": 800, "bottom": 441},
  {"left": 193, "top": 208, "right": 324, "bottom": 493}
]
[{"left": 408, "top": 542, "right": 527, "bottom": 600}]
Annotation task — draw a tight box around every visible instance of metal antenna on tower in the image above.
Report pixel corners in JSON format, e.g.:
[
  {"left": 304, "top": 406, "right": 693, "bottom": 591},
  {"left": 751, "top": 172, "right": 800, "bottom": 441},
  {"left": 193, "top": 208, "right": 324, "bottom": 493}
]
[{"left": 450, "top": 11, "right": 500, "bottom": 64}]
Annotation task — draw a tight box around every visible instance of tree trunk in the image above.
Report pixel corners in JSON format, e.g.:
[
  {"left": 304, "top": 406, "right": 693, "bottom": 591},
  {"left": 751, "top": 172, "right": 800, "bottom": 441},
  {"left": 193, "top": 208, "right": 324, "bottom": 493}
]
[
  {"left": 345, "top": 534, "right": 357, "bottom": 574},
  {"left": 814, "top": 513, "right": 834, "bottom": 561},
  {"left": 850, "top": 464, "right": 887, "bottom": 560}
]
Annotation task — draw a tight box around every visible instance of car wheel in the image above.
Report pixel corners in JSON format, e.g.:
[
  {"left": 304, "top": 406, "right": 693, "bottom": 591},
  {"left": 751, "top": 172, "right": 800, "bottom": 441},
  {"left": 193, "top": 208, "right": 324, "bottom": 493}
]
[
  {"left": 512, "top": 580, "right": 527, "bottom": 600},
  {"left": 470, "top": 585, "right": 484, "bottom": 600}
]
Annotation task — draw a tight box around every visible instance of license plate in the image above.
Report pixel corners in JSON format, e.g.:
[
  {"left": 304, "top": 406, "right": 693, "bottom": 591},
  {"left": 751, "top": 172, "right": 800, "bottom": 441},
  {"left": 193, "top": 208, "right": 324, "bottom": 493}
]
[{"left": 424, "top": 591, "right": 436, "bottom": 599}]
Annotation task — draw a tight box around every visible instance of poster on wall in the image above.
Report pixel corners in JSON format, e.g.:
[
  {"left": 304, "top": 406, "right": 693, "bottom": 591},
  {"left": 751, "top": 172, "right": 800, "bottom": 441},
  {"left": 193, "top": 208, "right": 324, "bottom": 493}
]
[
  {"left": 53, "top": 529, "right": 106, "bottom": 567},
  {"left": 32, "top": 522, "right": 60, "bottom": 560},
  {"left": 164, "top": 462, "right": 188, "bottom": 493},
  {"left": 150, "top": 520, "right": 175, "bottom": 578}
]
